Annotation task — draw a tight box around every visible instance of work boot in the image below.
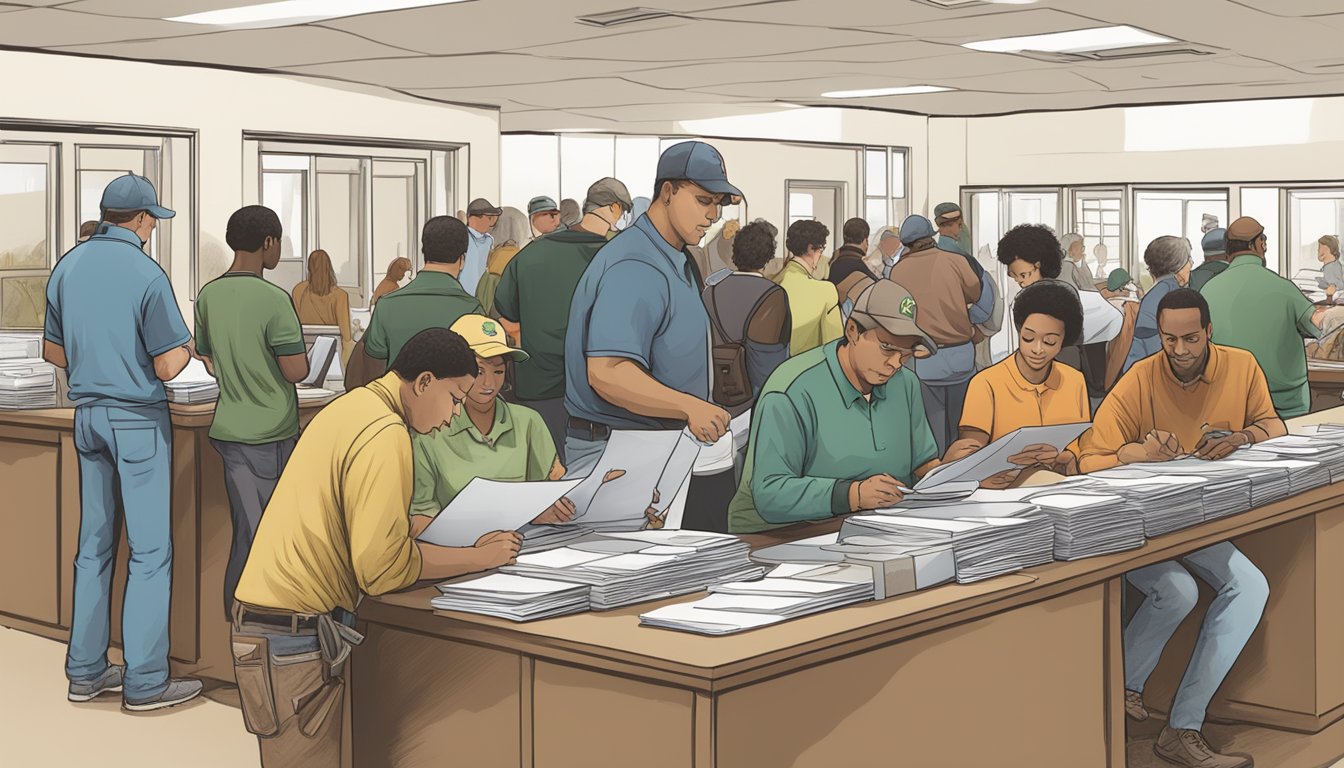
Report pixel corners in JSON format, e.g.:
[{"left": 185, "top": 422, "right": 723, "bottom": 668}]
[
  {"left": 68, "top": 665, "right": 124, "bottom": 702},
  {"left": 1125, "top": 690, "right": 1149, "bottom": 721},
  {"left": 1154, "top": 727, "right": 1252, "bottom": 768},
  {"left": 123, "top": 679, "right": 204, "bottom": 713}
]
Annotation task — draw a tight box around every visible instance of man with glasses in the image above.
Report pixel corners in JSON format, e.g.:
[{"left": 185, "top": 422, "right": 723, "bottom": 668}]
[
  {"left": 728, "top": 281, "right": 941, "bottom": 533},
  {"left": 562, "top": 141, "right": 741, "bottom": 477},
  {"left": 1202, "top": 216, "right": 1322, "bottom": 418}
]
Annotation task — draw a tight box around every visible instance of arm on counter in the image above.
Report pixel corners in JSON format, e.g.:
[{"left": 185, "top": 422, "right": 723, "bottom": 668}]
[{"left": 42, "top": 340, "right": 67, "bottom": 369}]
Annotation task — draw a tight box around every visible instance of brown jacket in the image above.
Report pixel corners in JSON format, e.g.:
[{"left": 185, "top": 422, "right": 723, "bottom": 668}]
[{"left": 886, "top": 243, "right": 981, "bottom": 346}]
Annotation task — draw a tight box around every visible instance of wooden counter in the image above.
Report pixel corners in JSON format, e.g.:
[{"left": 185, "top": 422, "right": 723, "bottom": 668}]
[
  {"left": 0, "top": 397, "right": 334, "bottom": 683},
  {"left": 1309, "top": 364, "right": 1344, "bottom": 413},
  {"left": 352, "top": 408, "right": 1344, "bottom": 768}
]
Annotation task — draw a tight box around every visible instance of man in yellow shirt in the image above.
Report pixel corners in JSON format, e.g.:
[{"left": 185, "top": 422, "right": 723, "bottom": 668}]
[
  {"left": 231, "top": 328, "right": 522, "bottom": 768},
  {"left": 946, "top": 281, "right": 1090, "bottom": 482},
  {"left": 1077, "top": 288, "right": 1274, "bottom": 768},
  {"left": 775, "top": 218, "right": 842, "bottom": 355}
]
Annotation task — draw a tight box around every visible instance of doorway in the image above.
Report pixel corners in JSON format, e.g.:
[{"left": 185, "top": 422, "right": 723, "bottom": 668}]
[{"left": 786, "top": 180, "right": 846, "bottom": 278}]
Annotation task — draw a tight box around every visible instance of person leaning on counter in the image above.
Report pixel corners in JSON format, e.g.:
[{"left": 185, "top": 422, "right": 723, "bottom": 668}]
[
  {"left": 230, "top": 328, "right": 522, "bottom": 768},
  {"left": 727, "top": 280, "right": 941, "bottom": 534},
  {"left": 944, "top": 280, "right": 1090, "bottom": 485},
  {"left": 410, "top": 314, "right": 575, "bottom": 525},
  {"left": 1076, "top": 288, "right": 1275, "bottom": 768}
]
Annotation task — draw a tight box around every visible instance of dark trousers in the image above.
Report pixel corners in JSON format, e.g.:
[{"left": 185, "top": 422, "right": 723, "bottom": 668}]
[
  {"left": 212, "top": 437, "right": 297, "bottom": 620},
  {"left": 919, "top": 380, "right": 971, "bottom": 457},
  {"left": 515, "top": 396, "right": 569, "bottom": 465}
]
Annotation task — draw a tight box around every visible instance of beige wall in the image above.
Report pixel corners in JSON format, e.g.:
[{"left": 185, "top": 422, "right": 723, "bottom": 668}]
[{"left": 0, "top": 49, "right": 500, "bottom": 328}]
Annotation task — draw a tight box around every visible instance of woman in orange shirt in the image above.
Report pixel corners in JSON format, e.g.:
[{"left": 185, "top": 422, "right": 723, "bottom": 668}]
[
  {"left": 291, "top": 249, "right": 353, "bottom": 366},
  {"left": 944, "top": 280, "right": 1089, "bottom": 482}
]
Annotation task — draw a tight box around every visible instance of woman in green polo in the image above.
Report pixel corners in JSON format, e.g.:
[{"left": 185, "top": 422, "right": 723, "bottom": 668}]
[{"left": 410, "top": 314, "right": 574, "bottom": 524}]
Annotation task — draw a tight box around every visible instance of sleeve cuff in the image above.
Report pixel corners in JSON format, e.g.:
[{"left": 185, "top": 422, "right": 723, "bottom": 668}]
[
  {"left": 271, "top": 341, "right": 308, "bottom": 357},
  {"left": 146, "top": 333, "right": 192, "bottom": 359},
  {"left": 831, "top": 480, "right": 854, "bottom": 515},
  {"left": 43, "top": 333, "right": 63, "bottom": 346},
  {"left": 586, "top": 348, "right": 653, "bottom": 369}
]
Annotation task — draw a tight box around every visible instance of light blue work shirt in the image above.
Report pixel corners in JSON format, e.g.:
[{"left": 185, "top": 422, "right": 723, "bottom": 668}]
[
  {"left": 939, "top": 234, "right": 994, "bottom": 325},
  {"left": 1123, "top": 273, "right": 1182, "bottom": 374},
  {"left": 564, "top": 213, "right": 710, "bottom": 430},
  {"left": 44, "top": 224, "right": 191, "bottom": 406},
  {"left": 461, "top": 228, "right": 493, "bottom": 296}
]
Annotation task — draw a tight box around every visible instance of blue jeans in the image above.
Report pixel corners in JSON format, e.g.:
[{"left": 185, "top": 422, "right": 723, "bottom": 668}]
[
  {"left": 1123, "top": 542, "right": 1269, "bottom": 731},
  {"left": 562, "top": 433, "right": 608, "bottom": 479},
  {"left": 67, "top": 403, "right": 173, "bottom": 699}
]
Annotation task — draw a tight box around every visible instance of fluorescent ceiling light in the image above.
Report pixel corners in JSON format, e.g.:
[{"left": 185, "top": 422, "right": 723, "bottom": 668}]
[
  {"left": 821, "top": 85, "right": 953, "bottom": 99},
  {"left": 964, "top": 25, "right": 1174, "bottom": 54},
  {"left": 167, "top": 0, "right": 468, "bottom": 28}
]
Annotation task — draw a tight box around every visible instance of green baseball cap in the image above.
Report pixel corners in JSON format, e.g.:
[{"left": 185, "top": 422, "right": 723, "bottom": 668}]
[{"left": 1106, "top": 268, "right": 1133, "bottom": 292}]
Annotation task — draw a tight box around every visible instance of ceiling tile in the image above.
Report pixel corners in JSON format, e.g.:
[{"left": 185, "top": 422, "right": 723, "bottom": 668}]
[
  {"left": 517, "top": 18, "right": 893, "bottom": 62},
  {"left": 0, "top": 7, "right": 198, "bottom": 47},
  {"left": 49, "top": 26, "right": 422, "bottom": 68},
  {"left": 285, "top": 53, "right": 626, "bottom": 90}
]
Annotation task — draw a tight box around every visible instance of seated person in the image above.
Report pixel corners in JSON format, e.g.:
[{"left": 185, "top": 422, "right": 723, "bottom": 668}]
[
  {"left": 1077, "top": 288, "right": 1277, "bottom": 768},
  {"left": 411, "top": 314, "right": 573, "bottom": 525},
  {"left": 726, "top": 281, "right": 941, "bottom": 534},
  {"left": 945, "top": 281, "right": 1089, "bottom": 483}
]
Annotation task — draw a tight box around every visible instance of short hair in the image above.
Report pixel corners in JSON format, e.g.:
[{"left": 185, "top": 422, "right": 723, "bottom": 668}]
[
  {"left": 1321, "top": 235, "right": 1341, "bottom": 259},
  {"left": 422, "top": 215, "right": 469, "bottom": 264},
  {"left": 1143, "top": 236, "right": 1192, "bottom": 279},
  {"left": 652, "top": 178, "right": 691, "bottom": 200},
  {"left": 1061, "top": 233, "right": 1084, "bottom": 253},
  {"left": 225, "top": 205, "right": 282, "bottom": 252},
  {"left": 996, "top": 224, "right": 1062, "bottom": 278},
  {"left": 842, "top": 218, "right": 870, "bottom": 246},
  {"left": 390, "top": 328, "right": 478, "bottom": 381},
  {"left": 78, "top": 221, "right": 98, "bottom": 239},
  {"left": 731, "top": 221, "right": 777, "bottom": 272},
  {"left": 1157, "top": 287, "right": 1211, "bottom": 328},
  {"left": 101, "top": 209, "right": 147, "bottom": 225},
  {"left": 786, "top": 219, "right": 829, "bottom": 257},
  {"left": 1011, "top": 281, "right": 1084, "bottom": 347},
  {"left": 558, "top": 199, "right": 582, "bottom": 227}
]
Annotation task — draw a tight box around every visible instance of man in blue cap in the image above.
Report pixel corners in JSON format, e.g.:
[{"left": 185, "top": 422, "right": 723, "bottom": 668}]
[
  {"left": 1188, "top": 228, "right": 1229, "bottom": 293},
  {"left": 563, "top": 142, "right": 742, "bottom": 527},
  {"left": 528, "top": 196, "right": 562, "bottom": 238},
  {"left": 887, "top": 214, "right": 984, "bottom": 454},
  {"left": 43, "top": 174, "right": 203, "bottom": 711},
  {"left": 934, "top": 201, "right": 1002, "bottom": 369}
]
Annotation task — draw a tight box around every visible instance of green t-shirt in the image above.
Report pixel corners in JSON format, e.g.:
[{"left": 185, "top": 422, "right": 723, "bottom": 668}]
[
  {"left": 364, "top": 271, "right": 483, "bottom": 367},
  {"left": 727, "top": 340, "right": 939, "bottom": 534},
  {"left": 194, "top": 272, "right": 306, "bottom": 444},
  {"left": 493, "top": 229, "right": 607, "bottom": 400},
  {"left": 1202, "top": 254, "right": 1321, "bottom": 419},
  {"left": 409, "top": 399, "right": 558, "bottom": 516}
]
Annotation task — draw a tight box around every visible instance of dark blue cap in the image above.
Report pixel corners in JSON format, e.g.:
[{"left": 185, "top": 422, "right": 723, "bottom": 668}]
[
  {"left": 99, "top": 174, "right": 174, "bottom": 219},
  {"left": 1201, "top": 227, "right": 1227, "bottom": 257},
  {"left": 655, "top": 141, "right": 744, "bottom": 201}
]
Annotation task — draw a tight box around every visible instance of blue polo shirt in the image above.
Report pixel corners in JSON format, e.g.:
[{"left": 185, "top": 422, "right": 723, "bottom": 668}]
[
  {"left": 564, "top": 214, "right": 710, "bottom": 430},
  {"left": 44, "top": 224, "right": 191, "bottom": 406}
]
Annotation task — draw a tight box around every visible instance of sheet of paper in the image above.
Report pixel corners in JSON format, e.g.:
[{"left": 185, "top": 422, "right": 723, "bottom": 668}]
[
  {"left": 915, "top": 422, "right": 1091, "bottom": 491},
  {"left": 1028, "top": 492, "right": 1123, "bottom": 509},
  {"left": 571, "top": 430, "right": 684, "bottom": 524},
  {"left": 439, "top": 573, "right": 580, "bottom": 595},
  {"left": 640, "top": 603, "right": 784, "bottom": 632},
  {"left": 716, "top": 578, "right": 852, "bottom": 595},
  {"left": 654, "top": 430, "right": 702, "bottom": 512},
  {"left": 693, "top": 593, "right": 812, "bottom": 613},
  {"left": 584, "top": 552, "right": 678, "bottom": 572},
  {"left": 638, "top": 545, "right": 697, "bottom": 556},
  {"left": 514, "top": 547, "right": 612, "bottom": 569},
  {"left": 768, "top": 562, "right": 828, "bottom": 579},
  {"left": 417, "top": 478, "right": 583, "bottom": 547}
]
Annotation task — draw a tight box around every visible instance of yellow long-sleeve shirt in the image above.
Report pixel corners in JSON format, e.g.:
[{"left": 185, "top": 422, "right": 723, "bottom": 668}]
[
  {"left": 774, "top": 259, "right": 842, "bottom": 356},
  {"left": 235, "top": 372, "right": 423, "bottom": 614}
]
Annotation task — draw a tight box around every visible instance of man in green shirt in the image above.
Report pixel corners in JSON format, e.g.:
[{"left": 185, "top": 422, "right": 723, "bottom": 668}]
[
  {"left": 494, "top": 178, "right": 631, "bottom": 461},
  {"left": 1202, "top": 216, "right": 1321, "bottom": 418},
  {"left": 365, "top": 215, "right": 483, "bottom": 370},
  {"left": 195, "top": 206, "right": 310, "bottom": 620},
  {"left": 728, "top": 280, "right": 942, "bottom": 533},
  {"left": 410, "top": 314, "right": 571, "bottom": 524}
]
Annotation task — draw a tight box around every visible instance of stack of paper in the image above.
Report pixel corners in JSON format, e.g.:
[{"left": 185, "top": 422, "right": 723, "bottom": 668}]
[
  {"left": 1072, "top": 472, "right": 1207, "bottom": 536},
  {"left": 838, "top": 514, "right": 1054, "bottom": 583},
  {"left": 1115, "top": 458, "right": 1291, "bottom": 509},
  {"left": 1026, "top": 492, "right": 1146, "bottom": 560},
  {"left": 430, "top": 573, "right": 590, "bottom": 621},
  {"left": 638, "top": 562, "right": 873, "bottom": 635},
  {"left": 164, "top": 358, "right": 218, "bottom": 404},
  {"left": 1250, "top": 435, "right": 1344, "bottom": 482},
  {"left": 0, "top": 358, "right": 57, "bottom": 409},
  {"left": 1223, "top": 454, "right": 1329, "bottom": 497},
  {"left": 503, "top": 530, "right": 764, "bottom": 610}
]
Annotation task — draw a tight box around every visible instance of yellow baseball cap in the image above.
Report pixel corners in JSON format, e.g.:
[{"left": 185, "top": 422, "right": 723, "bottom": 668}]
[{"left": 449, "top": 314, "right": 529, "bottom": 362}]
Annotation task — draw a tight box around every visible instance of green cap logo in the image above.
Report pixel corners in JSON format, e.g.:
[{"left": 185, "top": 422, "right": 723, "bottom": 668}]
[
  {"left": 899, "top": 297, "right": 916, "bottom": 319},
  {"left": 482, "top": 321, "right": 498, "bottom": 337}
]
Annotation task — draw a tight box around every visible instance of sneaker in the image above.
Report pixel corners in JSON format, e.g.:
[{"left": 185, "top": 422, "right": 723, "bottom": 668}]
[
  {"left": 68, "top": 665, "right": 125, "bottom": 702},
  {"left": 1125, "top": 690, "right": 1150, "bottom": 721},
  {"left": 123, "top": 679, "right": 204, "bottom": 713},
  {"left": 1154, "top": 727, "right": 1253, "bottom": 768}
]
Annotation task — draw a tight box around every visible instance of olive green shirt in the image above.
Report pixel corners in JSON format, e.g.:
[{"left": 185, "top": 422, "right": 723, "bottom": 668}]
[
  {"left": 727, "top": 340, "right": 939, "bottom": 533},
  {"left": 194, "top": 272, "right": 305, "bottom": 444},
  {"left": 364, "top": 271, "right": 482, "bottom": 366},
  {"left": 1201, "top": 253, "right": 1321, "bottom": 419},
  {"left": 410, "top": 399, "right": 558, "bottom": 516}
]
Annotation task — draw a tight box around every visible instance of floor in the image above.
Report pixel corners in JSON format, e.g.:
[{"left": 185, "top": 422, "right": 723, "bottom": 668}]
[{"left": 3, "top": 621, "right": 1342, "bottom": 768}]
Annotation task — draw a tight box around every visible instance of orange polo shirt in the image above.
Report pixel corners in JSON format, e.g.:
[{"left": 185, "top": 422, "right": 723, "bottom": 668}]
[
  {"left": 960, "top": 355, "right": 1090, "bottom": 442},
  {"left": 1077, "top": 343, "right": 1281, "bottom": 473}
]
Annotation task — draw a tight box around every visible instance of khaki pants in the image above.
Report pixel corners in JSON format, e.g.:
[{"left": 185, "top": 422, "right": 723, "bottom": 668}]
[{"left": 231, "top": 606, "right": 352, "bottom": 768}]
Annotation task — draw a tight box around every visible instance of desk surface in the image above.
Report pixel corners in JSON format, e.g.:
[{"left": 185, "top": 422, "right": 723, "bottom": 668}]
[
  {"left": 362, "top": 407, "right": 1344, "bottom": 693},
  {"left": 1309, "top": 364, "right": 1344, "bottom": 386},
  {"left": 0, "top": 395, "right": 336, "bottom": 430}
]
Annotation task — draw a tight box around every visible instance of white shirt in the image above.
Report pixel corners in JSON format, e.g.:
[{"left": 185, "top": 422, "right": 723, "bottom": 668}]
[{"left": 461, "top": 228, "right": 493, "bottom": 295}]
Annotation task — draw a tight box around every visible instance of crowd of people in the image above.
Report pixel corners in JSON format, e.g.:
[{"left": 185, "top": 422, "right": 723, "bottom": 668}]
[{"left": 42, "top": 140, "right": 1330, "bottom": 768}]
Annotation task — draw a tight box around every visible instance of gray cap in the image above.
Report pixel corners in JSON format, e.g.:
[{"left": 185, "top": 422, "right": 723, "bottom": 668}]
[
  {"left": 1201, "top": 227, "right": 1227, "bottom": 257},
  {"left": 583, "top": 177, "right": 633, "bottom": 214},
  {"left": 849, "top": 279, "right": 938, "bottom": 354},
  {"left": 527, "top": 196, "right": 559, "bottom": 216},
  {"left": 899, "top": 215, "right": 936, "bottom": 245},
  {"left": 467, "top": 198, "right": 502, "bottom": 216}
]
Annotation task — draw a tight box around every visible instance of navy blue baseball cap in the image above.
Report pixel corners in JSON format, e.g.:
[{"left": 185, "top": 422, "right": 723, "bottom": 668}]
[
  {"left": 100, "top": 174, "right": 175, "bottom": 219},
  {"left": 656, "top": 141, "right": 744, "bottom": 201},
  {"left": 899, "top": 215, "right": 935, "bottom": 245}
]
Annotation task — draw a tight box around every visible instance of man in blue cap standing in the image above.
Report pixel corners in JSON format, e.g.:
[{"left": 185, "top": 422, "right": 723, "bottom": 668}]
[
  {"left": 43, "top": 174, "right": 203, "bottom": 711},
  {"left": 1188, "top": 228, "right": 1229, "bottom": 293},
  {"left": 934, "top": 201, "right": 1002, "bottom": 370},
  {"left": 564, "top": 141, "right": 742, "bottom": 526}
]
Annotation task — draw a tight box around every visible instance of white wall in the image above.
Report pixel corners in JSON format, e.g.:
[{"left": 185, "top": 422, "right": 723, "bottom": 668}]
[{"left": 0, "top": 50, "right": 500, "bottom": 327}]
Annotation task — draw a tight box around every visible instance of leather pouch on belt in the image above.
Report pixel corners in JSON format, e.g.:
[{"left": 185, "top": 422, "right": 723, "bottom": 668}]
[
  {"left": 232, "top": 635, "right": 280, "bottom": 737},
  {"left": 296, "top": 677, "right": 345, "bottom": 738}
]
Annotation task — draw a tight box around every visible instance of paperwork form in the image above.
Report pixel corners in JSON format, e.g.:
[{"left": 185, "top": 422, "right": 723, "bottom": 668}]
[
  {"left": 915, "top": 422, "right": 1091, "bottom": 491},
  {"left": 417, "top": 478, "right": 583, "bottom": 547}
]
